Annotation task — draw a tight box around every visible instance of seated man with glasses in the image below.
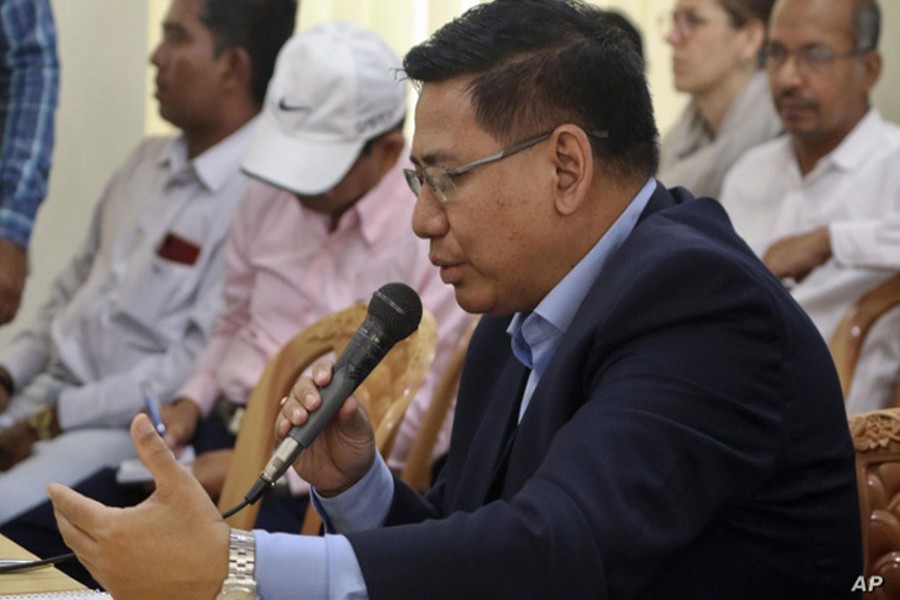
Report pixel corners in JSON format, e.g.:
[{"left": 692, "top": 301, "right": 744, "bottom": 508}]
[
  {"left": 47, "top": 1, "right": 861, "bottom": 598},
  {"left": 721, "top": 0, "right": 900, "bottom": 414}
]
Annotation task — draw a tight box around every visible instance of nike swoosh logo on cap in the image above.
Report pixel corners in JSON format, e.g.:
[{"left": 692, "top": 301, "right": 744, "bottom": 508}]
[{"left": 278, "top": 98, "right": 310, "bottom": 112}]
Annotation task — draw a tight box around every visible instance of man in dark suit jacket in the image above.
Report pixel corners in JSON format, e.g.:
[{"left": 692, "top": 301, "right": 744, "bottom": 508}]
[
  {"left": 46, "top": 1, "right": 862, "bottom": 598},
  {"left": 348, "top": 185, "right": 861, "bottom": 599}
]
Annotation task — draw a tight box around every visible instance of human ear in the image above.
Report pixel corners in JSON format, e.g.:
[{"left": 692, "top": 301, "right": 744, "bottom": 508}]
[
  {"left": 373, "top": 131, "right": 406, "bottom": 170},
  {"left": 859, "top": 49, "right": 882, "bottom": 91},
  {"left": 552, "top": 125, "right": 593, "bottom": 216},
  {"left": 740, "top": 19, "right": 766, "bottom": 67},
  {"left": 220, "top": 46, "right": 252, "bottom": 90}
]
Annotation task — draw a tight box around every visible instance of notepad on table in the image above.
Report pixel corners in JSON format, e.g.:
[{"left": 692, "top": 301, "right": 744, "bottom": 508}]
[{"left": 115, "top": 445, "right": 195, "bottom": 485}]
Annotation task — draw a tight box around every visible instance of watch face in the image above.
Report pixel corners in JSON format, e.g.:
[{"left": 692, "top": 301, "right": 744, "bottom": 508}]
[{"left": 28, "top": 406, "right": 54, "bottom": 439}]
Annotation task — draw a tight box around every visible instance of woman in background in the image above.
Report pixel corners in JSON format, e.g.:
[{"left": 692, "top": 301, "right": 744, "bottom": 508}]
[{"left": 659, "top": 0, "right": 781, "bottom": 198}]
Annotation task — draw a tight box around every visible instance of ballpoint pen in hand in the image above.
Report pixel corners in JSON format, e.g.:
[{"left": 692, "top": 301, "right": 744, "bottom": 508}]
[{"left": 142, "top": 387, "right": 166, "bottom": 437}]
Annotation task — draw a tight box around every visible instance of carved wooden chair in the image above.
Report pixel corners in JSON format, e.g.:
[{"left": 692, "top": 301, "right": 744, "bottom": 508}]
[
  {"left": 217, "top": 303, "right": 437, "bottom": 532},
  {"left": 832, "top": 274, "right": 900, "bottom": 596},
  {"left": 849, "top": 409, "right": 900, "bottom": 599},
  {"left": 400, "top": 317, "right": 479, "bottom": 492}
]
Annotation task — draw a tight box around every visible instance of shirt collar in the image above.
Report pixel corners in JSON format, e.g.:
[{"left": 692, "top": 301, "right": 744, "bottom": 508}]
[
  {"left": 158, "top": 117, "right": 257, "bottom": 192},
  {"left": 813, "top": 108, "right": 885, "bottom": 175},
  {"left": 507, "top": 177, "right": 657, "bottom": 372}
]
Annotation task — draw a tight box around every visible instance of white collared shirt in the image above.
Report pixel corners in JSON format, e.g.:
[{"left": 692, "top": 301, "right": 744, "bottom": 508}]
[
  {"left": 1, "top": 119, "right": 256, "bottom": 429},
  {"left": 720, "top": 109, "right": 900, "bottom": 413}
]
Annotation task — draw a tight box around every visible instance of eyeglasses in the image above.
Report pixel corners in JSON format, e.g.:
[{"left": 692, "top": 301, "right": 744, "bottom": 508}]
[
  {"left": 659, "top": 9, "right": 716, "bottom": 39},
  {"left": 404, "top": 128, "right": 609, "bottom": 202},
  {"left": 762, "top": 43, "right": 873, "bottom": 74}
]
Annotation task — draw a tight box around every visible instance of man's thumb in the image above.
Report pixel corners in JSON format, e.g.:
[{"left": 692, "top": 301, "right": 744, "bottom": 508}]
[{"left": 131, "top": 413, "right": 183, "bottom": 485}]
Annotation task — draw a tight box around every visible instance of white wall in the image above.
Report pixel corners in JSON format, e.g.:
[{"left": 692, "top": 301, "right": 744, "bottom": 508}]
[{"left": 1, "top": 0, "right": 897, "bottom": 348}]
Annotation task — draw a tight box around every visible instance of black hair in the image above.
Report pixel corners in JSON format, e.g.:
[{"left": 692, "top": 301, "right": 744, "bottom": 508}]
[
  {"left": 598, "top": 10, "right": 643, "bottom": 66},
  {"left": 200, "top": 0, "right": 298, "bottom": 106},
  {"left": 403, "top": 0, "right": 659, "bottom": 181},
  {"left": 850, "top": 0, "right": 880, "bottom": 51}
]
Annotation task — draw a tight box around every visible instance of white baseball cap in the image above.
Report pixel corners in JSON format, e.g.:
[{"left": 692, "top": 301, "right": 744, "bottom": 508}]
[{"left": 242, "top": 21, "right": 407, "bottom": 195}]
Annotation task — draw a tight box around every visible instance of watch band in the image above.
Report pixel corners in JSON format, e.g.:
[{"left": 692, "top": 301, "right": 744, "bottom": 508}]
[
  {"left": 216, "top": 528, "right": 258, "bottom": 599},
  {"left": 228, "top": 528, "right": 256, "bottom": 586},
  {"left": 27, "top": 405, "right": 56, "bottom": 440}
]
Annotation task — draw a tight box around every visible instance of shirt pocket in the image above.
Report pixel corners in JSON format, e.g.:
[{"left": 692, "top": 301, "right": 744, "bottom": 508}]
[{"left": 117, "top": 253, "right": 201, "bottom": 336}]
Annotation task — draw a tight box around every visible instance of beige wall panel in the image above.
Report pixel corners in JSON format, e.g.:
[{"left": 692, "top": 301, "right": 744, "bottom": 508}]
[
  {"left": 0, "top": 1, "right": 150, "bottom": 347},
  {"left": 872, "top": 0, "right": 899, "bottom": 123}
]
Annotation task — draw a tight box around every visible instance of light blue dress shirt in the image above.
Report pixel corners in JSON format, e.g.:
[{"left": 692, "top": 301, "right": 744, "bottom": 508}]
[
  {"left": 254, "top": 178, "right": 658, "bottom": 599},
  {"left": 508, "top": 177, "right": 656, "bottom": 421}
]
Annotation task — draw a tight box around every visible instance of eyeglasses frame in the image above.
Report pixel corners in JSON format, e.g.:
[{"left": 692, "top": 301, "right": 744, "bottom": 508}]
[
  {"left": 762, "top": 42, "right": 875, "bottom": 74},
  {"left": 404, "top": 128, "right": 609, "bottom": 202}
]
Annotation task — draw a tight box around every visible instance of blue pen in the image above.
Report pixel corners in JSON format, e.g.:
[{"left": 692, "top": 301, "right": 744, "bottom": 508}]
[{"left": 143, "top": 389, "right": 167, "bottom": 437}]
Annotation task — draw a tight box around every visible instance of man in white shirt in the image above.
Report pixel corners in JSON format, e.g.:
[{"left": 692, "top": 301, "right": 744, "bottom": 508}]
[
  {"left": 0, "top": 0, "right": 296, "bottom": 523},
  {"left": 720, "top": 0, "right": 900, "bottom": 413}
]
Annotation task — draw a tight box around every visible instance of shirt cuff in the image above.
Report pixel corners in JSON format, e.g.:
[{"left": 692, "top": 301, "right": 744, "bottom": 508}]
[
  {"left": 312, "top": 453, "right": 394, "bottom": 534},
  {"left": 830, "top": 220, "right": 881, "bottom": 268},
  {"left": 0, "top": 346, "right": 46, "bottom": 392},
  {"left": 175, "top": 374, "right": 219, "bottom": 416},
  {"left": 254, "top": 531, "right": 368, "bottom": 600},
  {"left": 0, "top": 215, "right": 33, "bottom": 248}
]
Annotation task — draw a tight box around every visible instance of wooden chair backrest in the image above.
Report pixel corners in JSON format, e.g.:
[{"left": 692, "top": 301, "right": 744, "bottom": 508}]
[
  {"left": 218, "top": 303, "right": 437, "bottom": 530},
  {"left": 399, "top": 317, "right": 479, "bottom": 492},
  {"left": 829, "top": 274, "right": 900, "bottom": 400}
]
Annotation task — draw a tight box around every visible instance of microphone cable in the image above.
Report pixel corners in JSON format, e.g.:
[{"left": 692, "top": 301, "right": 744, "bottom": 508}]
[{"left": 0, "top": 553, "right": 75, "bottom": 573}]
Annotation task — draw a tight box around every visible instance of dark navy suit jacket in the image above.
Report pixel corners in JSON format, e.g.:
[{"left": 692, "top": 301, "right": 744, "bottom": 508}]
[{"left": 348, "top": 184, "right": 862, "bottom": 599}]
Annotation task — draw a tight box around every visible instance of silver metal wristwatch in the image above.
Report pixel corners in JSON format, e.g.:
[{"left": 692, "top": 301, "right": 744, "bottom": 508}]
[{"left": 216, "top": 528, "right": 258, "bottom": 600}]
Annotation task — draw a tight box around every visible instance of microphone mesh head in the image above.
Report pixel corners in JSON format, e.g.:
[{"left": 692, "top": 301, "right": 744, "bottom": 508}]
[{"left": 369, "top": 282, "right": 423, "bottom": 342}]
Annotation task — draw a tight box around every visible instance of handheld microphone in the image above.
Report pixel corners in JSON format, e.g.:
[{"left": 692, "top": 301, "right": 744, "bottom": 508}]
[{"left": 243, "top": 282, "right": 423, "bottom": 505}]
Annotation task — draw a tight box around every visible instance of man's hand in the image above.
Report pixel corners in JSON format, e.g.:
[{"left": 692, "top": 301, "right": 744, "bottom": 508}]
[
  {"left": 276, "top": 359, "right": 376, "bottom": 497},
  {"left": 0, "top": 420, "right": 37, "bottom": 471},
  {"left": 762, "top": 227, "right": 832, "bottom": 284},
  {"left": 48, "top": 414, "right": 229, "bottom": 600},
  {"left": 161, "top": 396, "right": 201, "bottom": 452},
  {"left": 191, "top": 448, "right": 233, "bottom": 501},
  {"left": 0, "top": 239, "right": 27, "bottom": 325}
]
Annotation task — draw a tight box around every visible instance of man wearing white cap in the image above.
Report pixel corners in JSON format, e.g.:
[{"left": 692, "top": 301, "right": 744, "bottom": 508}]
[
  {"left": 162, "top": 20, "right": 471, "bottom": 514},
  {"left": 0, "top": 21, "right": 470, "bottom": 577}
]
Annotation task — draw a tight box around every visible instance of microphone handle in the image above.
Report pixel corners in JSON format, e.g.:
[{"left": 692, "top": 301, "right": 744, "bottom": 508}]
[
  {"left": 288, "top": 360, "right": 364, "bottom": 448},
  {"left": 257, "top": 319, "right": 394, "bottom": 488}
]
